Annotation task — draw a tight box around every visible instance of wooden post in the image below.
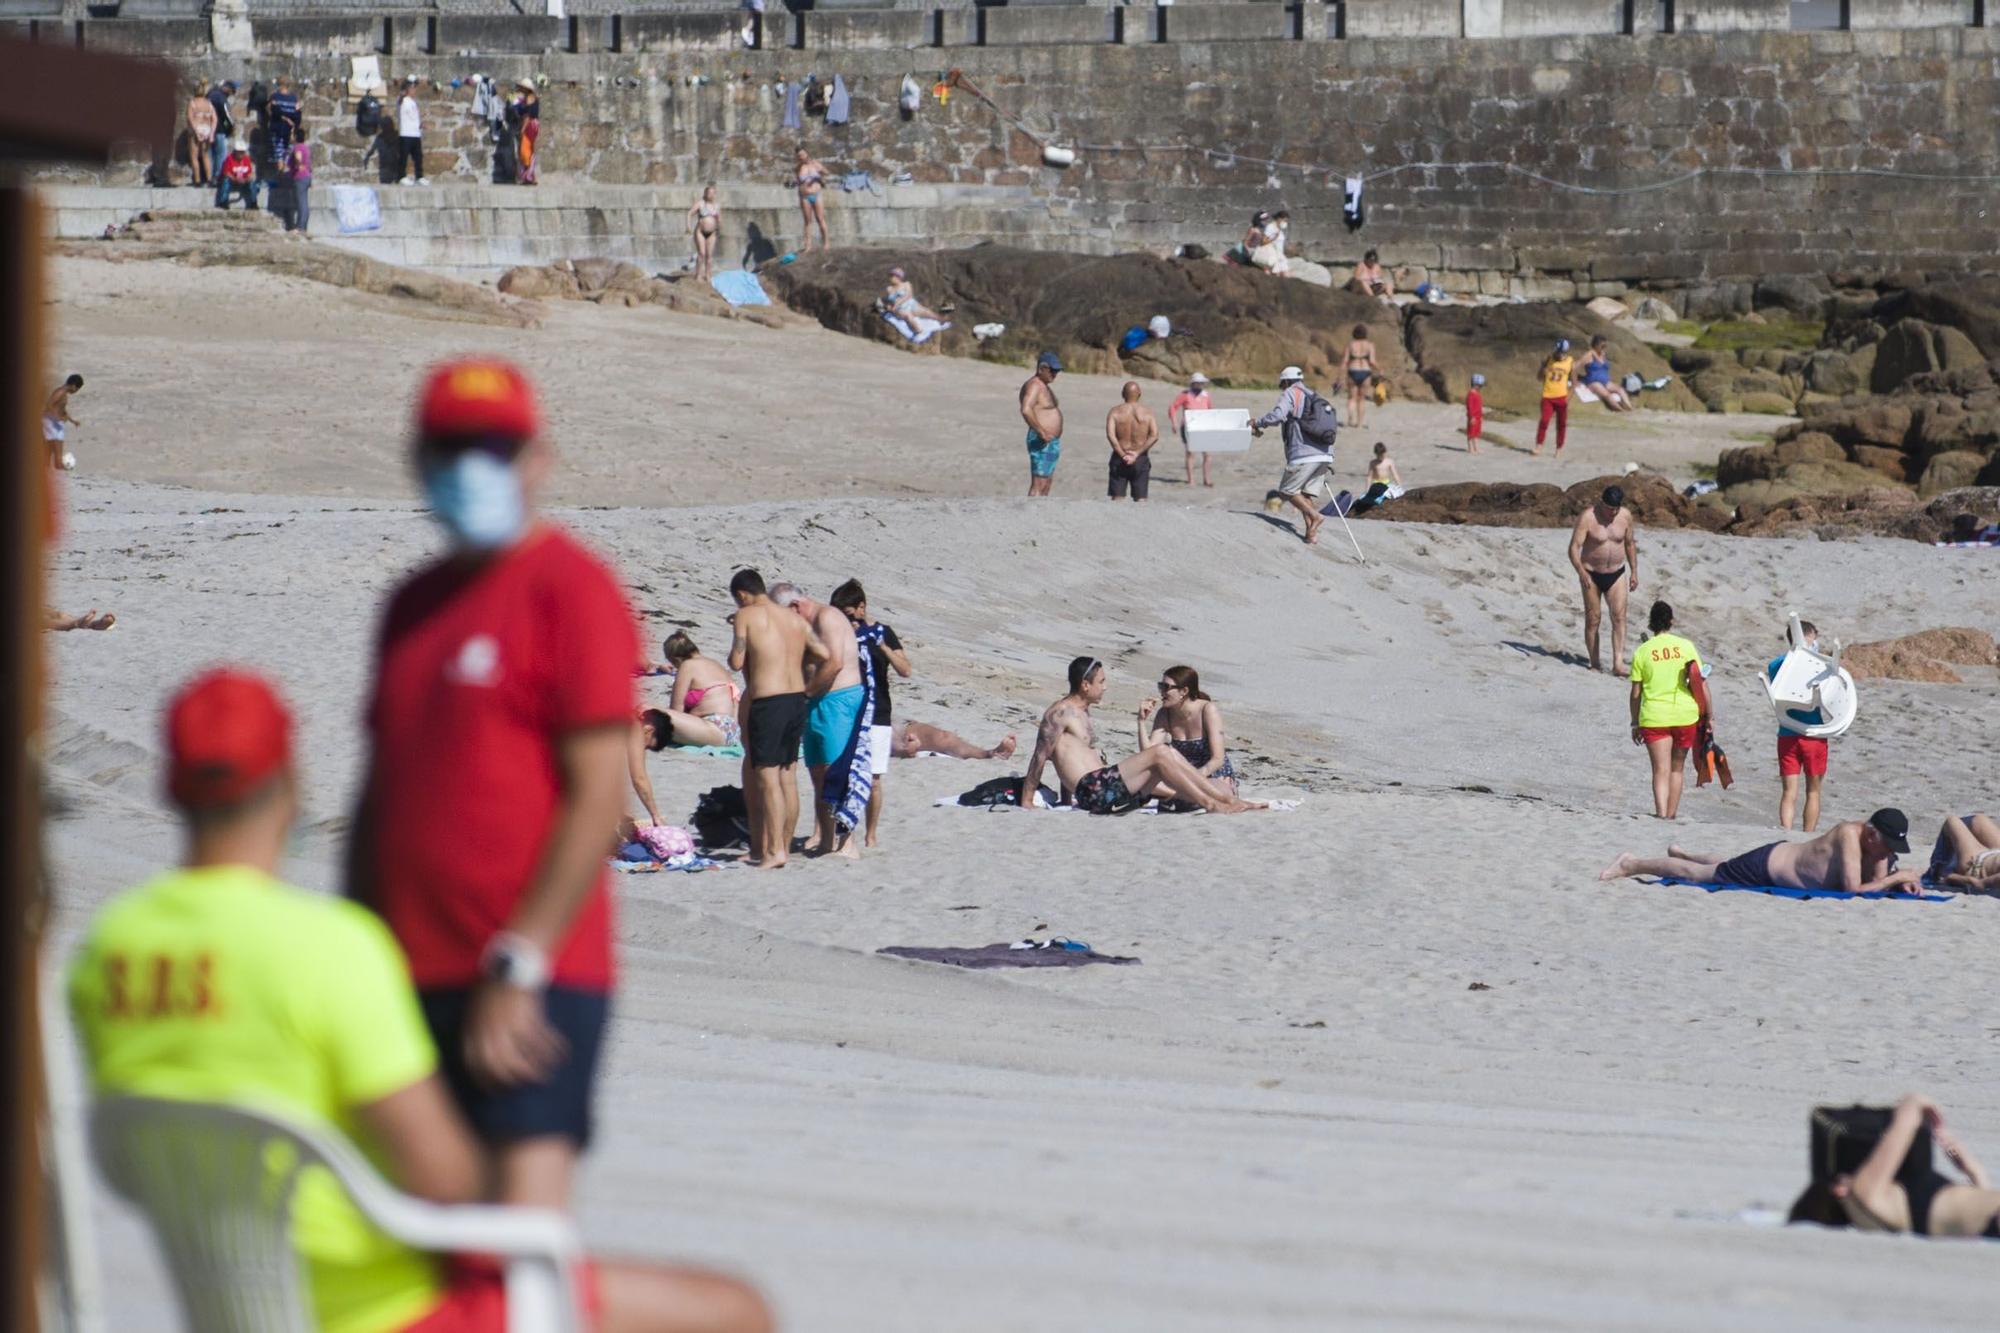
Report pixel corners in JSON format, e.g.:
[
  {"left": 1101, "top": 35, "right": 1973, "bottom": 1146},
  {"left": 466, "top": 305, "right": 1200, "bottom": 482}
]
[{"left": 0, "top": 36, "right": 177, "bottom": 1333}]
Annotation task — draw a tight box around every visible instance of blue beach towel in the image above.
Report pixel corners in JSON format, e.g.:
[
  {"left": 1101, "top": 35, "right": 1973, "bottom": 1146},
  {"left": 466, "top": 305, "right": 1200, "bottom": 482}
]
[
  {"left": 1641, "top": 876, "right": 1952, "bottom": 903},
  {"left": 711, "top": 271, "right": 770, "bottom": 306}
]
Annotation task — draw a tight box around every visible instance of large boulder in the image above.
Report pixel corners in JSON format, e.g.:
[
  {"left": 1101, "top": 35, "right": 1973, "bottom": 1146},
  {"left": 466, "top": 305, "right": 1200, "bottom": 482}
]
[
  {"left": 1845, "top": 628, "right": 2000, "bottom": 684},
  {"left": 1687, "top": 364, "right": 1796, "bottom": 414},
  {"left": 1803, "top": 349, "right": 1864, "bottom": 396},
  {"left": 1875, "top": 281, "right": 2000, "bottom": 359},
  {"left": 1920, "top": 450, "right": 1991, "bottom": 498},
  {"left": 1754, "top": 273, "right": 1831, "bottom": 320},
  {"left": 1364, "top": 472, "right": 1724, "bottom": 531},
  {"left": 1715, "top": 431, "right": 1843, "bottom": 487},
  {"left": 1871, "top": 318, "right": 1987, "bottom": 393},
  {"left": 766, "top": 248, "right": 1420, "bottom": 391},
  {"left": 1403, "top": 304, "right": 1699, "bottom": 414}
]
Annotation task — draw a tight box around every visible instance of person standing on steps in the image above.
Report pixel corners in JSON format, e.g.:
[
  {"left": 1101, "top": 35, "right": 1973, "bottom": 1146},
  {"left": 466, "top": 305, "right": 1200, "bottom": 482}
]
[
  {"left": 1534, "top": 338, "right": 1574, "bottom": 457},
  {"left": 793, "top": 147, "right": 830, "bottom": 254},
  {"left": 205, "top": 79, "right": 236, "bottom": 204},
  {"left": 397, "top": 76, "right": 428, "bottom": 185},
  {"left": 1568, "top": 484, "right": 1638, "bottom": 674},
  {"left": 1020, "top": 351, "right": 1064, "bottom": 496}
]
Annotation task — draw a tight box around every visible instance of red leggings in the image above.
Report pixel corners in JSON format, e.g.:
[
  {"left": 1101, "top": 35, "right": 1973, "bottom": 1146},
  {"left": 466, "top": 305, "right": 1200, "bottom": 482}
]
[{"left": 1537, "top": 396, "right": 1568, "bottom": 451}]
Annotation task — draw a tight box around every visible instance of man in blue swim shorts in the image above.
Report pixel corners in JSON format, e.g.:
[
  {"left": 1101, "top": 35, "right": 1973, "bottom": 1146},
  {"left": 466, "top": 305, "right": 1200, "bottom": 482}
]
[
  {"left": 1020, "top": 350, "right": 1065, "bottom": 497},
  {"left": 773, "top": 581, "right": 870, "bottom": 858}
]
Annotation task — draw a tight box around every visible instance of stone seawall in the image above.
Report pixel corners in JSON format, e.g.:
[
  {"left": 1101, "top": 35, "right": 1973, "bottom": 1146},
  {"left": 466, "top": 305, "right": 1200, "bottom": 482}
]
[{"left": 28, "top": 18, "right": 2000, "bottom": 289}]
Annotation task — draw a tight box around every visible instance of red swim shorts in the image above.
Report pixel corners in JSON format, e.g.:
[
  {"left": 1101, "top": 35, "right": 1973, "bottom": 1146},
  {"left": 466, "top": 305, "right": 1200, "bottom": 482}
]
[
  {"left": 1640, "top": 724, "right": 1698, "bottom": 750},
  {"left": 402, "top": 1259, "right": 601, "bottom": 1333},
  {"left": 1778, "top": 733, "right": 1828, "bottom": 778}
]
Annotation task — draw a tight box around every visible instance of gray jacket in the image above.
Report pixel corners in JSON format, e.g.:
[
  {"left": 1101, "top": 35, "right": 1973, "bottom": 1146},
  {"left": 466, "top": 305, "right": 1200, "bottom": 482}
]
[{"left": 1255, "top": 384, "right": 1330, "bottom": 466}]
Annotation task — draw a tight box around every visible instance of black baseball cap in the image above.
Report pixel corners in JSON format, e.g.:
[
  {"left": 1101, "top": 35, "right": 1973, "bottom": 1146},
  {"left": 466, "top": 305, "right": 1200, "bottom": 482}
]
[
  {"left": 1602, "top": 484, "right": 1625, "bottom": 508},
  {"left": 1867, "top": 808, "right": 1911, "bottom": 853}
]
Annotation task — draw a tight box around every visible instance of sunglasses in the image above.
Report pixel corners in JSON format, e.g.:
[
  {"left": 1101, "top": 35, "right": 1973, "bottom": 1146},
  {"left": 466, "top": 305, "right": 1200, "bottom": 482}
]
[{"left": 1157, "top": 681, "right": 1182, "bottom": 694}]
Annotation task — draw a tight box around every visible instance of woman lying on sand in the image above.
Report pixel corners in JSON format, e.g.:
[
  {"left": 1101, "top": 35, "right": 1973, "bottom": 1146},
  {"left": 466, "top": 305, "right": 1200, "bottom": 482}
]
[
  {"left": 644, "top": 631, "right": 743, "bottom": 750},
  {"left": 1937, "top": 813, "right": 2000, "bottom": 891},
  {"left": 1790, "top": 1093, "right": 2000, "bottom": 1239},
  {"left": 1139, "top": 665, "right": 1235, "bottom": 796}
]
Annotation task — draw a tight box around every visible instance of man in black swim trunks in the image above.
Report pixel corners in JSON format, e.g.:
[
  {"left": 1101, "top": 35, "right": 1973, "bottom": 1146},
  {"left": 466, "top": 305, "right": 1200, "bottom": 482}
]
[
  {"left": 727, "top": 568, "right": 822, "bottom": 870},
  {"left": 1599, "top": 808, "right": 1923, "bottom": 892},
  {"left": 1568, "top": 483, "right": 1639, "bottom": 674},
  {"left": 1017, "top": 656, "right": 1259, "bottom": 816}
]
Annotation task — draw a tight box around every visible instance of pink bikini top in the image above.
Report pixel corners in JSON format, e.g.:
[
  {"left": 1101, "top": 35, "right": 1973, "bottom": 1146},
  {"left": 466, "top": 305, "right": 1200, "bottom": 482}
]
[{"left": 683, "top": 678, "right": 740, "bottom": 713}]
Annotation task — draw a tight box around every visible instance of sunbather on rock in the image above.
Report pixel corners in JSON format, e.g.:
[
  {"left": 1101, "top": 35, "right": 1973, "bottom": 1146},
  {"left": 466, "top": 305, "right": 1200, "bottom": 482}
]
[
  {"left": 1937, "top": 813, "right": 2000, "bottom": 892},
  {"left": 1598, "top": 808, "right": 1922, "bottom": 893}
]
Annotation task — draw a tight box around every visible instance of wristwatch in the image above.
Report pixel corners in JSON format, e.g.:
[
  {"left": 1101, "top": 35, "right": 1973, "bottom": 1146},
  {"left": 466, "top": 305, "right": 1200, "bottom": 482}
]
[{"left": 479, "top": 931, "right": 550, "bottom": 990}]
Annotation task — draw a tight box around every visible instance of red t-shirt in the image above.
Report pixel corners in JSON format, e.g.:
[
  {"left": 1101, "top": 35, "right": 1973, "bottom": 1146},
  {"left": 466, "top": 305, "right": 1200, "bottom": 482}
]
[
  {"left": 223, "top": 152, "right": 255, "bottom": 184},
  {"left": 364, "top": 526, "right": 637, "bottom": 991}
]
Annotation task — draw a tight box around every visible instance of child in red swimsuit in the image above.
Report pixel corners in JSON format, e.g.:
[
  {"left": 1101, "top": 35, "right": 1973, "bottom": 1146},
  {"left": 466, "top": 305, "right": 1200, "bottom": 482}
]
[{"left": 1465, "top": 374, "right": 1484, "bottom": 454}]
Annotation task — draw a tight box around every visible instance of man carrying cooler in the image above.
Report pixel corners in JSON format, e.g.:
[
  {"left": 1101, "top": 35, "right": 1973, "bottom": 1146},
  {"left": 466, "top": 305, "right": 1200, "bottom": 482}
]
[{"left": 348, "top": 359, "right": 637, "bottom": 1219}]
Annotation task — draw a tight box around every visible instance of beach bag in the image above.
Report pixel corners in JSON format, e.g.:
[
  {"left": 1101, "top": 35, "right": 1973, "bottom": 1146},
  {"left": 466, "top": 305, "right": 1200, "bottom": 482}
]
[
  {"left": 636, "top": 823, "right": 696, "bottom": 860},
  {"left": 355, "top": 94, "right": 382, "bottom": 136},
  {"left": 1297, "top": 391, "right": 1340, "bottom": 453},
  {"left": 898, "top": 74, "right": 920, "bottom": 114},
  {"left": 1623, "top": 372, "right": 1644, "bottom": 394},
  {"left": 803, "top": 78, "right": 827, "bottom": 117},
  {"left": 958, "top": 776, "right": 1024, "bottom": 807},
  {"left": 690, "top": 784, "right": 750, "bottom": 849},
  {"left": 1810, "top": 1105, "right": 1932, "bottom": 1186}
]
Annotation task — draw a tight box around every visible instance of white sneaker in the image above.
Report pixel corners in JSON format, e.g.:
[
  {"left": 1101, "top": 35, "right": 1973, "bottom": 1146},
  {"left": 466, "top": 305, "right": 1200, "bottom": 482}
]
[
  {"left": 399, "top": 176, "right": 414, "bottom": 185},
  {"left": 418, "top": 177, "right": 431, "bottom": 186}
]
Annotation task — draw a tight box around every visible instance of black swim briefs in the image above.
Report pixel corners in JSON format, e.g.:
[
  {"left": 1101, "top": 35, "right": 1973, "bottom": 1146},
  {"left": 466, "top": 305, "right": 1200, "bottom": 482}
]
[
  {"left": 747, "top": 692, "right": 809, "bottom": 769},
  {"left": 1588, "top": 566, "right": 1626, "bottom": 596}
]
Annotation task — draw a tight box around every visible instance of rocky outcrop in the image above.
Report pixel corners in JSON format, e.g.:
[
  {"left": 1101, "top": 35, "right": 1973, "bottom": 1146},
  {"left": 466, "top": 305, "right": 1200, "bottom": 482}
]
[
  {"left": 496, "top": 259, "right": 792, "bottom": 326},
  {"left": 1403, "top": 305, "right": 1699, "bottom": 415},
  {"left": 1869, "top": 318, "right": 1985, "bottom": 393},
  {"left": 1845, "top": 628, "right": 2000, "bottom": 684},
  {"left": 1724, "top": 485, "right": 1999, "bottom": 542},
  {"left": 766, "top": 248, "right": 1425, "bottom": 394},
  {"left": 1360, "top": 473, "right": 1727, "bottom": 531}
]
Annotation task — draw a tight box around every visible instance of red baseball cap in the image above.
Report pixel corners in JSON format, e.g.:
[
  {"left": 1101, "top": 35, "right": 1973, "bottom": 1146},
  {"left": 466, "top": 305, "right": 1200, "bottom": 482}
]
[
  {"left": 415, "top": 358, "right": 541, "bottom": 444},
  {"left": 165, "top": 669, "right": 293, "bottom": 809}
]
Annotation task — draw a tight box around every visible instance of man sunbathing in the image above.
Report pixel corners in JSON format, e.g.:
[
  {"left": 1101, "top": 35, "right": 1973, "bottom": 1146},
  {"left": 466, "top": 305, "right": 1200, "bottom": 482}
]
[
  {"left": 891, "top": 719, "right": 1016, "bottom": 760},
  {"left": 1937, "top": 813, "right": 2000, "bottom": 892},
  {"left": 1017, "top": 656, "right": 1261, "bottom": 815},
  {"left": 1598, "top": 808, "right": 1921, "bottom": 893}
]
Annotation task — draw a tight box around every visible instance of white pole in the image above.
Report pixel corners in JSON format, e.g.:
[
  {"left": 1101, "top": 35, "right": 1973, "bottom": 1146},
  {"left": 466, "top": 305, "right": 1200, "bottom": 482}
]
[{"left": 1332, "top": 504, "right": 1365, "bottom": 564}]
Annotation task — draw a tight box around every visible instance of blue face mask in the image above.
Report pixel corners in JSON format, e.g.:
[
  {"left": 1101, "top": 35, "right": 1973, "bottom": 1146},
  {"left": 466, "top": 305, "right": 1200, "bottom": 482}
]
[{"left": 422, "top": 451, "right": 526, "bottom": 551}]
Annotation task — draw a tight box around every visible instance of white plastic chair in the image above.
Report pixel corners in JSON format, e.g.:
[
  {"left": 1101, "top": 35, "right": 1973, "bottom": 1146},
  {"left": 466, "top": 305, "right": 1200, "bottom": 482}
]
[
  {"left": 1763, "top": 611, "right": 1858, "bottom": 740},
  {"left": 89, "top": 1095, "right": 586, "bottom": 1333}
]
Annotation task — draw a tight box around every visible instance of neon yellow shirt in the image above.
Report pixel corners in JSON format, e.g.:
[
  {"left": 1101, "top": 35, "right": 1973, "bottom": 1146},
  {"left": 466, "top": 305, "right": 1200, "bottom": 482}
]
[
  {"left": 1542, "top": 355, "right": 1574, "bottom": 399},
  {"left": 69, "top": 865, "right": 445, "bottom": 1333},
  {"left": 1631, "top": 632, "right": 1703, "bottom": 728}
]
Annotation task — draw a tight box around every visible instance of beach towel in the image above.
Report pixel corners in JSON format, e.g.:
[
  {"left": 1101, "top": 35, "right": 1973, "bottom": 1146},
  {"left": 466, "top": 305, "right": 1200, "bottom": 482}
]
[
  {"left": 332, "top": 185, "right": 381, "bottom": 234},
  {"left": 827, "top": 74, "right": 851, "bottom": 125},
  {"left": 878, "top": 939, "right": 1139, "bottom": 969},
  {"left": 882, "top": 310, "right": 948, "bottom": 344},
  {"left": 821, "top": 625, "right": 881, "bottom": 839},
  {"left": 711, "top": 270, "right": 770, "bottom": 306},
  {"left": 609, "top": 853, "right": 730, "bottom": 873},
  {"left": 1638, "top": 876, "right": 1951, "bottom": 903},
  {"left": 675, "top": 742, "right": 746, "bottom": 759},
  {"left": 838, "top": 170, "right": 877, "bottom": 194}
]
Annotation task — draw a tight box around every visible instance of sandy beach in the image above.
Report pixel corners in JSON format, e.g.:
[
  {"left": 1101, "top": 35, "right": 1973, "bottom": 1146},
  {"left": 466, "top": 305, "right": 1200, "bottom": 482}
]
[{"left": 42, "top": 254, "right": 2000, "bottom": 1330}]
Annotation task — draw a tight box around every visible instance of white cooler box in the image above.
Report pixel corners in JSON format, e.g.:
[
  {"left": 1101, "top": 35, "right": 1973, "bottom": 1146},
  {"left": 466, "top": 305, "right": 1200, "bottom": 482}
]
[{"left": 1181, "top": 407, "right": 1253, "bottom": 453}]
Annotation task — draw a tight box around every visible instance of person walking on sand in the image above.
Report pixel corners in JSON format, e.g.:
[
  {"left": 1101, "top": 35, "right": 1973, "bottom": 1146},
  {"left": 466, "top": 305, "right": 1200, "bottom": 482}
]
[
  {"left": 1341, "top": 325, "right": 1377, "bottom": 428},
  {"left": 1168, "top": 371, "right": 1214, "bottom": 487},
  {"left": 1251, "top": 366, "right": 1336, "bottom": 546},
  {"left": 686, "top": 183, "right": 721, "bottom": 281},
  {"left": 1599, "top": 808, "right": 1920, "bottom": 894},
  {"left": 794, "top": 147, "right": 830, "bottom": 254},
  {"left": 1534, "top": 338, "right": 1575, "bottom": 457},
  {"left": 1768, "top": 619, "right": 1829, "bottom": 832},
  {"left": 1628, "top": 600, "right": 1704, "bottom": 820},
  {"left": 832, "top": 579, "right": 908, "bottom": 850},
  {"left": 1018, "top": 657, "right": 1262, "bottom": 815},
  {"left": 347, "top": 359, "right": 639, "bottom": 1222},
  {"left": 727, "top": 568, "right": 816, "bottom": 870},
  {"left": 1020, "top": 351, "right": 1064, "bottom": 496},
  {"left": 772, "top": 582, "right": 871, "bottom": 860},
  {"left": 1105, "top": 381, "right": 1159, "bottom": 503},
  {"left": 43, "top": 373, "right": 82, "bottom": 468},
  {"left": 1568, "top": 484, "right": 1639, "bottom": 674}
]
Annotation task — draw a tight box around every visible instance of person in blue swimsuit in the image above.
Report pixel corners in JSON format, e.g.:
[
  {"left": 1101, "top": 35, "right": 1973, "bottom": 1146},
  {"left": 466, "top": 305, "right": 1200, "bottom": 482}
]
[
  {"left": 1019, "top": 351, "right": 1064, "bottom": 497},
  {"left": 1581, "top": 335, "right": 1633, "bottom": 411}
]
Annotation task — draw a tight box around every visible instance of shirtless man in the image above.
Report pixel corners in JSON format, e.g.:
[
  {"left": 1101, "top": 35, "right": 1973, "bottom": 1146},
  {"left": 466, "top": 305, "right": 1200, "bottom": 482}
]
[
  {"left": 727, "top": 568, "right": 816, "bottom": 870},
  {"left": 1568, "top": 484, "right": 1639, "bottom": 674},
  {"left": 1598, "top": 807, "right": 1921, "bottom": 893},
  {"left": 771, "top": 582, "right": 865, "bottom": 859},
  {"left": 1104, "top": 381, "right": 1159, "bottom": 504},
  {"left": 43, "top": 373, "right": 82, "bottom": 468},
  {"left": 1020, "top": 351, "right": 1064, "bottom": 497},
  {"left": 1018, "top": 657, "right": 1261, "bottom": 815},
  {"left": 891, "top": 720, "right": 1016, "bottom": 760}
]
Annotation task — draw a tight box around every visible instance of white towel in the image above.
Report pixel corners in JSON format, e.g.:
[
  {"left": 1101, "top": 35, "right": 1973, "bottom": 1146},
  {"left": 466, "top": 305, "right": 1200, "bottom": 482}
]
[
  {"left": 332, "top": 185, "right": 381, "bottom": 234},
  {"left": 883, "top": 310, "right": 948, "bottom": 345}
]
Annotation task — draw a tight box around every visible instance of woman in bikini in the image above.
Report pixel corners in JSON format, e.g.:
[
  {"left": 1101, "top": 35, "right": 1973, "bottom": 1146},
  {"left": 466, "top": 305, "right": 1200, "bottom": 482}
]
[
  {"left": 1790, "top": 1093, "right": 2000, "bottom": 1240},
  {"left": 794, "top": 148, "right": 830, "bottom": 254},
  {"left": 1138, "top": 665, "right": 1235, "bottom": 797},
  {"left": 641, "top": 631, "right": 744, "bottom": 751},
  {"left": 686, "top": 183, "right": 721, "bottom": 281},
  {"left": 1341, "top": 324, "right": 1377, "bottom": 428},
  {"left": 1937, "top": 814, "right": 2000, "bottom": 891}
]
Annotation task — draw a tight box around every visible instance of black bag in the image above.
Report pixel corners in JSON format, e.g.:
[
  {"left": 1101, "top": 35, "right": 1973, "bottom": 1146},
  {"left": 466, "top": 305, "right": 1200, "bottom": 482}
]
[
  {"left": 1297, "top": 391, "right": 1340, "bottom": 454},
  {"left": 690, "top": 784, "right": 750, "bottom": 849},
  {"left": 1809, "top": 1105, "right": 1933, "bottom": 1186},
  {"left": 802, "top": 77, "right": 827, "bottom": 118},
  {"left": 956, "top": 776, "right": 1058, "bottom": 809},
  {"left": 355, "top": 94, "right": 382, "bottom": 137}
]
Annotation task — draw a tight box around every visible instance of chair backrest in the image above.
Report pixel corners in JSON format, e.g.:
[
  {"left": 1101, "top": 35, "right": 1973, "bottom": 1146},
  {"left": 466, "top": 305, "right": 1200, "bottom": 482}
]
[{"left": 89, "top": 1096, "right": 348, "bottom": 1333}]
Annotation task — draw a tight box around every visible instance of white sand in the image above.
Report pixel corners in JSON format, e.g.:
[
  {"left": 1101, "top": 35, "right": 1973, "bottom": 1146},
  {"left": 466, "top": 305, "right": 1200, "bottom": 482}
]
[{"left": 42, "top": 256, "right": 2000, "bottom": 1330}]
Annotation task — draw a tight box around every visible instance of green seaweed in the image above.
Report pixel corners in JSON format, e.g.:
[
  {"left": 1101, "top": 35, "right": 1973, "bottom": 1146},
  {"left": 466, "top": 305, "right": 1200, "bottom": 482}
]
[{"left": 1690, "top": 317, "right": 1825, "bottom": 353}]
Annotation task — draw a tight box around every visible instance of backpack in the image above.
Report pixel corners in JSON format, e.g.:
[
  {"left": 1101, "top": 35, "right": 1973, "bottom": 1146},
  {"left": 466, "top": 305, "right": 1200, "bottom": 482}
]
[
  {"left": 247, "top": 80, "right": 270, "bottom": 118},
  {"left": 1297, "top": 390, "right": 1340, "bottom": 454},
  {"left": 690, "top": 784, "right": 750, "bottom": 849},
  {"left": 355, "top": 94, "right": 382, "bottom": 137}
]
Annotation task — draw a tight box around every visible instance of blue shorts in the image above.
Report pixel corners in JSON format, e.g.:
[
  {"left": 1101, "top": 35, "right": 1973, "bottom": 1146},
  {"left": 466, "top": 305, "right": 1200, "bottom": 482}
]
[
  {"left": 420, "top": 985, "right": 610, "bottom": 1147},
  {"left": 1026, "top": 431, "right": 1062, "bottom": 478},
  {"left": 804, "top": 684, "right": 865, "bottom": 766}
]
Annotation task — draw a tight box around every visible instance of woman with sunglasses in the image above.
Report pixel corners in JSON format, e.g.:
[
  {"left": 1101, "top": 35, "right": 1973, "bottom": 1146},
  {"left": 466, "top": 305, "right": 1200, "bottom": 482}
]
[{"left": 1138, "top": 665, "right": 1235, "bottom": 795}]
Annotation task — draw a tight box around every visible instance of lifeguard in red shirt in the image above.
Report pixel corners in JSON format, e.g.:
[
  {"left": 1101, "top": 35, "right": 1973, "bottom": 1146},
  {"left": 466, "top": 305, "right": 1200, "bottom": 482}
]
[{"left": 348, "top": 358, "right": 638, "bottom": 1217}]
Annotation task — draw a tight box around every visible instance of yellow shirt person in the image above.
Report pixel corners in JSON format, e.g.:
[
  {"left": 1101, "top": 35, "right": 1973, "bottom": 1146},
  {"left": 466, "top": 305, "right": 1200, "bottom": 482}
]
[
  {"left": 1631, "top": 631, "right": 1703, "bottom": 729},
  {"left": 1541, "top": 353, "right": 1574, "bottom": 400}
]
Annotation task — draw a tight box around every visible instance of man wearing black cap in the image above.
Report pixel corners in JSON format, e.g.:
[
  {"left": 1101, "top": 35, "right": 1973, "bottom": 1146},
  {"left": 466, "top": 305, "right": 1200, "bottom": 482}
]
[
  {"left": 1567, "top": 483, "right": 1638, "bottom": 674},
  {"left": 1599, "top": 808, "right": 1923, "bottom": 893}
]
